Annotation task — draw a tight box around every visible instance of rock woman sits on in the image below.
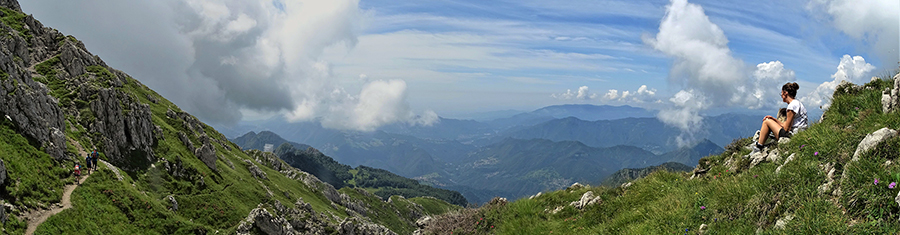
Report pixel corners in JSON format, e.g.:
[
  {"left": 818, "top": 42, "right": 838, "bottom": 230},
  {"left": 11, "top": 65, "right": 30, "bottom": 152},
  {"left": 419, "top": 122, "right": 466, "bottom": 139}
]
[{"left": 752, "top": 82, "right": 808, "bottom": 153}]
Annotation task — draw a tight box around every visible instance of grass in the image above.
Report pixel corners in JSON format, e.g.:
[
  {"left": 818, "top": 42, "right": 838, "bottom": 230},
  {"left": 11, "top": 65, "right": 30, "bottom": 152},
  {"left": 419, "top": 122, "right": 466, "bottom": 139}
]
[{"left": 422, "top": 73, "right": 900, "bottom": 234}]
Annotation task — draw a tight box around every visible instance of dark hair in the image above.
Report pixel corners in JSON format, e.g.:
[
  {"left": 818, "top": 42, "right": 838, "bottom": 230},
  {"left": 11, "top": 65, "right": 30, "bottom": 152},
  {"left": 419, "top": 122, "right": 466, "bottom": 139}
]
[{"left": 782, "top": 82, "right": 799, "bottom": 98}]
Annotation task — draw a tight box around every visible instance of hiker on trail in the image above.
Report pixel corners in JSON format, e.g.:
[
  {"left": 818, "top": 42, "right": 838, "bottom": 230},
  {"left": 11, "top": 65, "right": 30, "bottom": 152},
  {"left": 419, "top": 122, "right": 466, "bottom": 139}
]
[
  {"left": 73, "top": 163, "right": 81, "bottom": 184},
  {"left": 84, "top": 152, "right": 92, "bottom": 174},
  {"left": 752, "top": 82, "right": 808, "bottom": 153},
  {"left": 91, "top": 149, "right": 99, "bottom": 172}
]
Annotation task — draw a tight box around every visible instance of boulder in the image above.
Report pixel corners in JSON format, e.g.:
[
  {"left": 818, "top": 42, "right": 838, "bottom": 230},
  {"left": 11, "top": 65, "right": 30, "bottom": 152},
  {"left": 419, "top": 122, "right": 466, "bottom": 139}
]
[
  {"left": 569, "top": 191, "right": 601, "bottom": 209},
  {"left": 882, "top": 74, "right": 900, "bottom": 113},
  {"left": 177, "top": 132, "right": 193, "bottom": 151},
  {"left": 853, "top": 128, "right": 897, "bottom": 161},
  {"left": 567, "top": 182, "right": 584, "bottom": 190},
  {"left": 338, "top": 217, "right": 397, "bottom": 235},
  {"left": 167, "top": 195, "right": 178, "bottom": 212},
  {"left": 236, "top": 207, "right": 294, "bottom": 235},
  {"left": 194, "top": 134, "right": 217, "bottom": 171}
]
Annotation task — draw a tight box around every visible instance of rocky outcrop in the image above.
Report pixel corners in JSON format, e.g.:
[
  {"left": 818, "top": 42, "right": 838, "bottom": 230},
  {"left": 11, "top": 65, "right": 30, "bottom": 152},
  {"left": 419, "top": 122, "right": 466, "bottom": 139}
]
[
  {"left": 194, "top": 134, "right": 217, "bottom": 171},
  {"left": 167, "top": 195, "right": 178, "bottom": 212},
  {"left": 236, "top": 207, "right": 293, "bottom": 235},
  {"left": 775, "top": 153, "right": 796, "bottom": 174},
  {"left": 177, "top": 132, "right": 193, "bottom": 151},
  {"left": 0, "top": 0, "right": 21, "bottom": 12},
  {"left": 245, "top": 160, "right": 267, "bottom": 180},
  {"left": 0, "top": 21, "right": 66, "bottom": 160},
  {"left": 816, "top": 163, "right": 837, "bottom": 195},
  {"left": 852, "top": 127, "right": 897, "bottom": 161},
  {"left": 339, "top": 217, "right": 397, "bottom": 235},
  {"left": 89, "top": 88, "right": 156, "bottom": 169},
  {"left": 0, "top": 158, "right": 6, "bottom": 186},
  {"left": 569, "top": 191, "right": 601, "bottom": 209},
  {"left": 882, "top": 73, "right": 900, "bottom": 113},
  {"left": 746, "top": 148, "right": 779, "bottom": 168}
]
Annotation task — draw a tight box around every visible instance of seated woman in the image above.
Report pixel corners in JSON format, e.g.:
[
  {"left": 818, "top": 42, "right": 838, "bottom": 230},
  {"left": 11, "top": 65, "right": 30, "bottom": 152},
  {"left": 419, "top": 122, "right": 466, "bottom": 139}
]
[{"left": 753, "top": 82, "right": 808, "bottom": 153}]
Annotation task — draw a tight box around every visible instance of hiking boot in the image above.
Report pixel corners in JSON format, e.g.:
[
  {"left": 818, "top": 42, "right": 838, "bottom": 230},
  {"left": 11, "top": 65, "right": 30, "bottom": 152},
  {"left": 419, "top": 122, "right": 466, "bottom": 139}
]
[{"left": 750, "top": 143, "right": 763, "bottom": 154}]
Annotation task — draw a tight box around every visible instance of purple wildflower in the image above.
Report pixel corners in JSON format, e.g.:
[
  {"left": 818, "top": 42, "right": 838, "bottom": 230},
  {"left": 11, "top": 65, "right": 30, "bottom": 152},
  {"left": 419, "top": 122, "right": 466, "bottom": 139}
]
[
  {"left": 855, "top": 107, "right": 859, "bottom": 110},
  {"left": 700, "top": 206, "right": 706, "bottom": 210},
  {"left": 814, "top": 151, "right": 819, "bottom": 156},
  {"left": 800, "top": 144, "right": 806, "bottom": 149},
  {"left": 890, "top": 182, "right": 897, "bottom": 189},
  {"left": 874, "top": 178, "right": 879, "bottom": 185}
]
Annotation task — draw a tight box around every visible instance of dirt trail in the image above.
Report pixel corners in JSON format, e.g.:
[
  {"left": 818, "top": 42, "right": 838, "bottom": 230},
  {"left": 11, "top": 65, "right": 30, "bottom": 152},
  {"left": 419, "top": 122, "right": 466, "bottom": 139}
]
[{"left": 23, "top": 138, "right": 92, "bottom": 235}]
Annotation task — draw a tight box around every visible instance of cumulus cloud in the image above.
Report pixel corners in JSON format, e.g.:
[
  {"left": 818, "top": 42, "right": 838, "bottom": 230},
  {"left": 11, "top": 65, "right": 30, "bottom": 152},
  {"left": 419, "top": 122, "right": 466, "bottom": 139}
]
[
  {"left": 20, "top": 0, "right": 435, "bottom": 131},
  {"left": 552, "top": 86, "right": 598, "bottom": 100},
  {"left": 809, "top": 0, "right": 900, "bottom": 67},
  {"left": 802, "top": 55, "right": 875, "bottom": 109},
  {"left": 603, "top": 85, "right": 658, "bottom": 103},
  {"left": 645, "top": 0, "right": 796, "bottom": 146}
]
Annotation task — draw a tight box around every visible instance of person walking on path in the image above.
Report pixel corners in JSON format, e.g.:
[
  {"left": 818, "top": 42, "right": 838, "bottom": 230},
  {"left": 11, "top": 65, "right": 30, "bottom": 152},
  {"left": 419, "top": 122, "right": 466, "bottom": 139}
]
[{"left": 91, "top": 148, "right": 99, "bottom": 173}]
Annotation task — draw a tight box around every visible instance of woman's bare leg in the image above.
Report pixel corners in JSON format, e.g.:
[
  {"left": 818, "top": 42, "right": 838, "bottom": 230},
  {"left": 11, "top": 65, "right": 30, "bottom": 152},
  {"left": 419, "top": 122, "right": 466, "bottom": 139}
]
[{"left": 758, "top": 119, "right": 783, "bottom": 145}]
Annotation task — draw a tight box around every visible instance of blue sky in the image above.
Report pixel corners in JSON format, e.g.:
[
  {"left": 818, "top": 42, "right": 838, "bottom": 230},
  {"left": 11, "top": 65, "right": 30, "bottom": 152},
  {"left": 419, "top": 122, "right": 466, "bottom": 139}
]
[
  {"left": 19, "top": 0, "right": 900, "bottom": 130},
  {"left": 338, "top": 0, "right": 894, "bottom": 118}
]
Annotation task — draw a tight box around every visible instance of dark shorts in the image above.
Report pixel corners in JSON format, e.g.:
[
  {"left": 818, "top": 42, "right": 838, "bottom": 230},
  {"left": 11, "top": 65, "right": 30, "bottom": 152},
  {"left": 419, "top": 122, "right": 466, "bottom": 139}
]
[{"left": 778, "top": 129, "right": 792, "bottom": 138}]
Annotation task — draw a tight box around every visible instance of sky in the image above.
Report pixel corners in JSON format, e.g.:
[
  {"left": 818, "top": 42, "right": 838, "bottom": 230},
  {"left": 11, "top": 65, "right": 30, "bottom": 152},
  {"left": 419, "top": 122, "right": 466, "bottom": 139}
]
[{"left": 18, "top": 0, "right": 900, "bottom": 132}]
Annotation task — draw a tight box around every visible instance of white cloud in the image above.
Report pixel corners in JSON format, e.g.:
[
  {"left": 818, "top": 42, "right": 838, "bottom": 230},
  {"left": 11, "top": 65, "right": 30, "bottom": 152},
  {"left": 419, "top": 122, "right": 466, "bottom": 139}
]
[
  {"left": 552, "top": 86, "right": 597, "bottom": 100},
  {"left": 802, "top": 55, "right": 875, "bottom": 109},
  {"left": 747, "top": 61, "right": 796, "bottom": 109},
  {"left": 603, "top": 85, "right": 658, "bottom": 103},
  {"left": 810, "top": 0, "right": 900, "bottom": 67}
]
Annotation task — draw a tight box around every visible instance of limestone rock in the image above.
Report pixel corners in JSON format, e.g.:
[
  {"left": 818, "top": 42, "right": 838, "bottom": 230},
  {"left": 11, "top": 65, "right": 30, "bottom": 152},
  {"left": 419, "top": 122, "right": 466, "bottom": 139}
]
[
  {"left": 621, "top": 182, "right": 633, "bottom": 188},
  {"left": 699, "top": 223, "right": 708, "bottom": 235},
  {"left": 167, "top": 195, "right": 178, "bottom": 212},
  {"left": 777, "top": 137, "right": 791, "bottom": 145},
  {"left": 194, "top": 134, "right": 217, "bottom": 171},
  {"left": 0, "top": 29, "right": 67, "bottom": 160},
  {"left": 882, "top": 75, "right": 900, "bottom": 113},
  {"left": 338, "top": 217, "right": 397, "bottom": 235},
  {"left": 569, "top": 191, "right": 601, "bottom": 209},
  {"left": 236, "top": 207, "right": 294, "bottom": 235},
  {"left": 568, "top": 182, "right": 584, "bottom": 190},
  {"left": 177, "top": 132, "right": 193, "bottom": 151},
  {"left": 853, "top": 127, "right": 897, "bottom": 161},
  {"left": 529, "top": 192, "right": 543, "bottom": 199},
  {"left": 415, "top": 216, "right": 431, "bottom": 229},
  {"left": 895, "top": 191, "right": 900, "bottom": 211},
  {"left": 489, "top": 197, "right": 508, "bottom": 206},
  {"left": 0, "top": 0, "right": 21, "bottom": 12},
  {"left": 774, "top": 213, "right": 794, "bottom": 230},
  {"left": 776, "top": 153, "right": 796, "bottom": 174},
  {"left": 245, "top": 160, "right": 267, "bottom": 180},
  {"left": 89, "top": 88, "right": 157, "bottom": 170},
  {"left": 0, "top": 158, "right": 6, "bottom": 186}
]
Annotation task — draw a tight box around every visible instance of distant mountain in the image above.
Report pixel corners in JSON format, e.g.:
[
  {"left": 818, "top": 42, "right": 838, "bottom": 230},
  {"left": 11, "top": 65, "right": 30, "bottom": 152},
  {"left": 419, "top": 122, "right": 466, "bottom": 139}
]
[
  {"left": 501, "top": 114, "right": 759, "bottom": 153},
  {"left": 599, "top": 162, "right": 693, "bottom": 187},
  {"left": 272, "top": 143, "right": 468, "bottom": 206},
  {"left": 229, "top": 120, "right": 455, "bottom": 178},
  {"left": 530, "top": 104, "right": 656, "bottom": 120},
  {"left": 451, "top": 137, "right": 722, "bottom": 203},
  {"left": 377, "top": 117, "right": 495, "bottom": 144},
  {"left": 231, "top": 131, "right": 311, "bottom": 151},
  {"left": 485, "top": 104, "right": 656, "bottom": 130}
]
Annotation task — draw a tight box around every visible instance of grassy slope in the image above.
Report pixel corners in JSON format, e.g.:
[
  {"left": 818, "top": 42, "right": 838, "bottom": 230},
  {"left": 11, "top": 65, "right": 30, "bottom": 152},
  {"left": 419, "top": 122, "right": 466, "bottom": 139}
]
[
  {"left": 429, "top": 73, "right": 900, "bottom": 234},
  {"left": 0, "top": 6, "right": 459, "bottom": 233}
]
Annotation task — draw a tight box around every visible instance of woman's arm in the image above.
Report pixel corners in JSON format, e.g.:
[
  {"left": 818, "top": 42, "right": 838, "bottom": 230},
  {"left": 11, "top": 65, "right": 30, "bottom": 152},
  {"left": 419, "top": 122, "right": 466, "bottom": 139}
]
[{"left": 782, "top": 110, "right": 795, "bottom": 130}]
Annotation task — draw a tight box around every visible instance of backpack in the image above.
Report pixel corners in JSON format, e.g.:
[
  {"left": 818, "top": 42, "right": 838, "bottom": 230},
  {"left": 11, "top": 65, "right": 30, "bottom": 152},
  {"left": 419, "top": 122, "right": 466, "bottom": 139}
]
[{"left": 92, "top": 150, "right": 99, "bottom": 158}]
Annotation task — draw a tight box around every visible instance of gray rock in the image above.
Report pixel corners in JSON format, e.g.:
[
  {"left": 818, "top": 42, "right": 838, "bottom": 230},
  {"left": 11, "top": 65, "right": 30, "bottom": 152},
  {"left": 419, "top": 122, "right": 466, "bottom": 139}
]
[
  {"left": 167, "top": 195, "right": 178, "bottom": 212},
  {"left": 774, "top": 213, "right": 794, "bottom": 230},
  {"left": 775, "top": 153, "right": 796, "bottom": 174},
  {"left": 338, "top": 217, "right": 397, "bottom": 235},
  {"left": 0, "top": 158, "right": 6, "bottom": 186},
  {"left": 569, "top": 191, "right": 601, "bottom": 209},
  {"left": 244, "top": 160, "right": 267, "bottom": 180},
  {"left": 0, "top": 0, "right": 21, "bottom": 12},
  {"left": 699, "top": 223, "right": 708, "bottom": 235},
  {"left": 415, "top": 216, "right": 431, "bottom": 229},
  {"left": 90, "top": 88, "right": 157, "bottom": 170},
  {"left": 896, "top": 191, "right": 900, "bottom": 212},
  {"left": 883, "top": 75, "right": 900, "bottom": 113},
  {"left": 237, "top": 207, "right": 295, "bottom": 235},
  {"left": 177, "top": 132, "right": 193, "bottom": 151},
  {"left": 568, "top": 182, "right": 584, "bottom": 190},
  {"left": 853, "top": 127, "right": 898, "bottom": 161},
  {"left": 194, "top": 134, "right": 217, "bottom": 171}
]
